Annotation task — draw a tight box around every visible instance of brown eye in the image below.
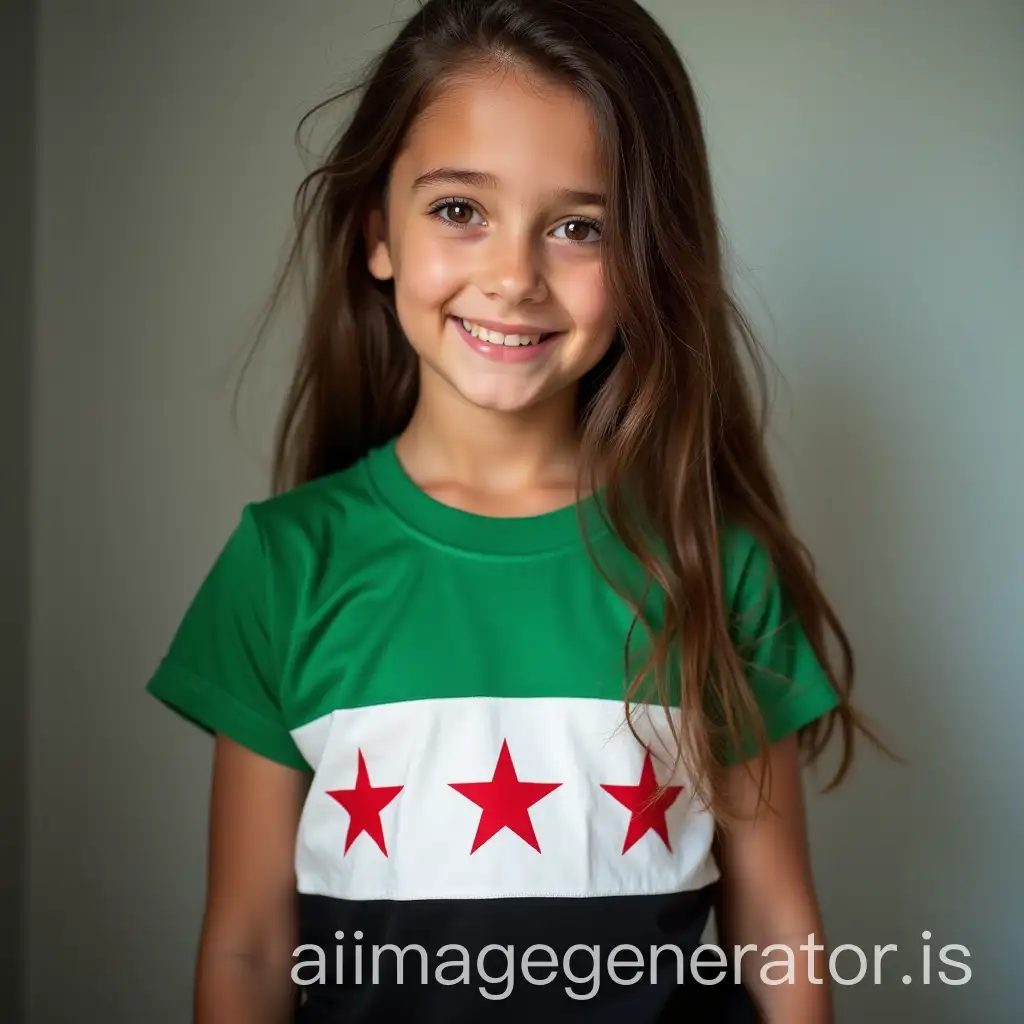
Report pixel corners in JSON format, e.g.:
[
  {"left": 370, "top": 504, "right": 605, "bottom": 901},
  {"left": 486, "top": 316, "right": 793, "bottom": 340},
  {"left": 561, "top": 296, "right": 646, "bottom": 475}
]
[
  {"left": 444, "top": 202, "right": 473, "bottom": 224},
  {"left": 555, "top": 219, "right": 602, "bottom": 244},
  {"left": 430, "top": 200, "right": 481, "bottom": 228}
]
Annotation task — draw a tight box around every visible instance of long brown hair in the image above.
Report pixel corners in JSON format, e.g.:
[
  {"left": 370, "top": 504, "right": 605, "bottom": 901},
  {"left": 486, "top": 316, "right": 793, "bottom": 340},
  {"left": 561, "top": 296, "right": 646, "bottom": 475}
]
[{"left": 245, "top": 0, "right": 888, "bottom": 815}]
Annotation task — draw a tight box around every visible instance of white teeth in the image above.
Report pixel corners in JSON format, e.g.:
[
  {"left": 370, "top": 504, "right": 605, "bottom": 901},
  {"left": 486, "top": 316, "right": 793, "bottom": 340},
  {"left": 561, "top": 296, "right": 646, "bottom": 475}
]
[{"left": 459, "top": 318, "right": 544, "bottom": 347}]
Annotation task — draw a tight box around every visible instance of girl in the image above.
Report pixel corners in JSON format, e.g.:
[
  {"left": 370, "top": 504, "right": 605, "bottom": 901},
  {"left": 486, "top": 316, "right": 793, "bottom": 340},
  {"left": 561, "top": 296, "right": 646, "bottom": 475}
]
[{"left": 148, "top": 0, "right": 882, "bottom": 1020}]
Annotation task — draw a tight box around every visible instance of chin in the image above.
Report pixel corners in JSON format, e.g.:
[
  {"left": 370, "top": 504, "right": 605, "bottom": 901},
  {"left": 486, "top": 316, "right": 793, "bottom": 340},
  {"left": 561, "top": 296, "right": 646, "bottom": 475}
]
[{"left": 453, "top": 381, "right": 552, "bottom": 414}]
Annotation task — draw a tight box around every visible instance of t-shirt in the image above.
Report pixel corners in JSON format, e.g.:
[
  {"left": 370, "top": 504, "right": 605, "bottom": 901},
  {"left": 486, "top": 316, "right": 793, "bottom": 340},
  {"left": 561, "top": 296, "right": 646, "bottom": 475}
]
[{"left": 146, "top": 436, "right": 839, "bottom": 1022}]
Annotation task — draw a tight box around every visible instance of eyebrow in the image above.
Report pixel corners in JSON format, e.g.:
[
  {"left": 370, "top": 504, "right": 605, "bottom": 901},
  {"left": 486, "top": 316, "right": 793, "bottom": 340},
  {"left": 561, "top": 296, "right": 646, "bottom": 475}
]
[{"left": 410, "top": 167, "right": 605, "bottom": 206}]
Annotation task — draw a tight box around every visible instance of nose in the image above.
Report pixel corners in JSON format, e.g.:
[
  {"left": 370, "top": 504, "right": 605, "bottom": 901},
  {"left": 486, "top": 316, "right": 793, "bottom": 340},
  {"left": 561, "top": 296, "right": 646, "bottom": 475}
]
[{"left": 478, "top": 229, "right": 549, "bottom": 306}]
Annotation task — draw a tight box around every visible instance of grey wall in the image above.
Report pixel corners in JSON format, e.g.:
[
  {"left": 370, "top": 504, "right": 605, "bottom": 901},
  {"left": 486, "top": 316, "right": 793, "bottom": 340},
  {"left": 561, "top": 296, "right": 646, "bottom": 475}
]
[
  {"left": 1, "top": 0, "right": 32, "bottom": 1019},
  {"left": 25, "top": 1, "right": 1023, "bottom": 1022}
]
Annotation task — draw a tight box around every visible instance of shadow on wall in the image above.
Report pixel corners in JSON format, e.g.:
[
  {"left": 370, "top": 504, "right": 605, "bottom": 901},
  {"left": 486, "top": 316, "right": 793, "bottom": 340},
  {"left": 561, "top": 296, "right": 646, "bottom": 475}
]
[{"left": 785, "top": 325, "right": 1002, "bottom": 1021}]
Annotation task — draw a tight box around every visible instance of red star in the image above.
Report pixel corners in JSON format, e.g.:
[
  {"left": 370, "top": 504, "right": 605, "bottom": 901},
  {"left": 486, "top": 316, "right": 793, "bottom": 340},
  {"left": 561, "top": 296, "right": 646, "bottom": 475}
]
[
  {"left": 449, "top": 740, "right": 561, "bottom": 853},
  {"left": 601, "top": 748, "right": 684, "bottom": 854},
  {"left": 326, "top": 750, "right": 403, "bottom": 856}
]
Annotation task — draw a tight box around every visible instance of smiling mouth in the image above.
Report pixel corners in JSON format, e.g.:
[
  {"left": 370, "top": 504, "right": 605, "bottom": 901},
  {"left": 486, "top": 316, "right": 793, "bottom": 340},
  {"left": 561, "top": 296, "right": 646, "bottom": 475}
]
[{"left": 454, "top": 317, "right": 558, "bottom": 348}]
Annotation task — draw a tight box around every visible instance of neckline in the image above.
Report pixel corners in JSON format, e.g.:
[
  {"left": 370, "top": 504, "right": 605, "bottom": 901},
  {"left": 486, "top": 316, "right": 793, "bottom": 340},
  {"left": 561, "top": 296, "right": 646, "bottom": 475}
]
[{"left": 363, "top": 436, "right": 609, "bottom": 557}]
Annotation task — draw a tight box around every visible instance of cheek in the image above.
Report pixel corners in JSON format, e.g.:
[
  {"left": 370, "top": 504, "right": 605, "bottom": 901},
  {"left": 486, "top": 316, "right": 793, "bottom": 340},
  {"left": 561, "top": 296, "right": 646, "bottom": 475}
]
[
  {"left": 394, "top": 229, "right": 465, "bottom": 310},
  {"left": 558, "top": 260, "right": 615, "bottom": 334}
]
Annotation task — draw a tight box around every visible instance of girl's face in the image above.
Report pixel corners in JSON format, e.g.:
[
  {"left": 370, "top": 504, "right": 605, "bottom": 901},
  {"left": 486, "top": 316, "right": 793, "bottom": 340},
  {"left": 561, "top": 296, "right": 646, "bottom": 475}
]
[{"left": 367, "top": 65, "right": 617, "bottom": 416}]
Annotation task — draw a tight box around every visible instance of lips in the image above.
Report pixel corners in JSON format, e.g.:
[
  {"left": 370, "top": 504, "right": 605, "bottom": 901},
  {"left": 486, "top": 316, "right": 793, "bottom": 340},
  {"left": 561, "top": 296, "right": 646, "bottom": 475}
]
[
  {"left": 450, "top": 316, "right": 562, "bottom": 364},
  {"left": 456, "top": 317, "right": 554, "bottom": 349}
]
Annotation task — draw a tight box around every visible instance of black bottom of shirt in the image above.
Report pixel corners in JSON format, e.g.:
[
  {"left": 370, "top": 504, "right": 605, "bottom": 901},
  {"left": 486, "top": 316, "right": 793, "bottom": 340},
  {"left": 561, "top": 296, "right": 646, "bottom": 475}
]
[{"left": 294, "top": 885, "right": 758, "bottom": 1022}]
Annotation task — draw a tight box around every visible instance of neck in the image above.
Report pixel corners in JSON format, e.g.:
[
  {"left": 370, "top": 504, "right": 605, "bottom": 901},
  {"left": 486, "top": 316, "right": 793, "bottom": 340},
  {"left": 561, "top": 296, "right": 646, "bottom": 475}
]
[{"left": 396, "top": 367, "right": 581, "bottom": 495}]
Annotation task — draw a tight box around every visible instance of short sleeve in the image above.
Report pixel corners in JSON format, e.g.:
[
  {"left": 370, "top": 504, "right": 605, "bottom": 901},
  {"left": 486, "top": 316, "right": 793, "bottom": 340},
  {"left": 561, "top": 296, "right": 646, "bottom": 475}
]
[
  {"left": 146, "top": 505, "right": 308, "bottom": 770},
  {"left": 720, "top": 526, "right": 840, "bottom": 764}
]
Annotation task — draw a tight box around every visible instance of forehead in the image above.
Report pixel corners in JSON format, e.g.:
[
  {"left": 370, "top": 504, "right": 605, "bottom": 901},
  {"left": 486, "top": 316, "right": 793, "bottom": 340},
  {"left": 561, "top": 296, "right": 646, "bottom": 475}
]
[{"left": 395, "top": 64, "right": 605, "bottom": 195}]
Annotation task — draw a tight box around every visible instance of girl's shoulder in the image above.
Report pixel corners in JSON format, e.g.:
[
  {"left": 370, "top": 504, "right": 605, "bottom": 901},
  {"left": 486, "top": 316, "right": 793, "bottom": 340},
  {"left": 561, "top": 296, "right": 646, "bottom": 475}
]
[
  {"left": 250, "top": 449, "right": 378, "bottom": 533},
  {"left": 245, "top": 442, "right": 402, "bottom": 566}
]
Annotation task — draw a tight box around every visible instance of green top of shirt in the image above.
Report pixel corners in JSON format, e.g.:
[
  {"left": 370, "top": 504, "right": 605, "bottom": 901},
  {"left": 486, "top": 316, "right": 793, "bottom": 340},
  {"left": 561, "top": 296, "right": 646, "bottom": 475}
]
[{"left": 147, "top": 437, "right": 839, "bottom": 770}]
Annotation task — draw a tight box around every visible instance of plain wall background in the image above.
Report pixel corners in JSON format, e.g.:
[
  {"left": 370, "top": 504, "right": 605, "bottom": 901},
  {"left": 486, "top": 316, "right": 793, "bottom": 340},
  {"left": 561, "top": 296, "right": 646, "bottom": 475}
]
[
  {"left": 23, "top": 0, "right": 1022, "bottom": 1021},
  {"left": 1, "top": 0, "right": 32, "bottom": 1017}
]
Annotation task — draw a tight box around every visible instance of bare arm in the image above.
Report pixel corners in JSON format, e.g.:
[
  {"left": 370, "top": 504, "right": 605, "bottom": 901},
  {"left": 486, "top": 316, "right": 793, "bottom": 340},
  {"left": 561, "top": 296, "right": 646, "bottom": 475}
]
[
  {"left": 194, "top": 733, "right": 309, "bottom": 1024},
  {"left": 715, "top": 734, "right": 834, "bottom": 1023}
]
